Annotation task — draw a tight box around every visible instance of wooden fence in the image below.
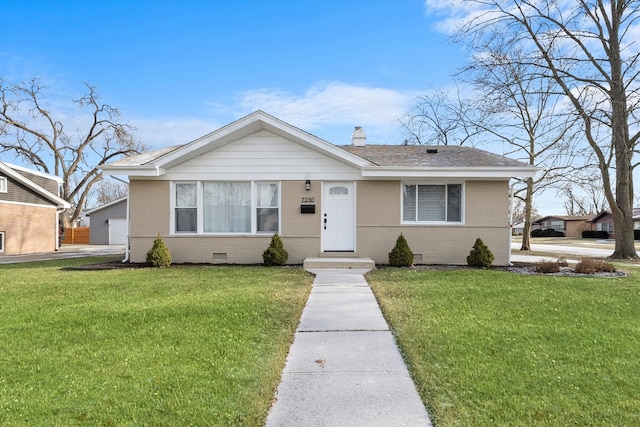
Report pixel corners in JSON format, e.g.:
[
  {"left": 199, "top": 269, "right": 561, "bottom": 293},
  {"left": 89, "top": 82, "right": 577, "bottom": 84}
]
[{"left": 61, "top": 226, "right": 90, "bottom": 244}]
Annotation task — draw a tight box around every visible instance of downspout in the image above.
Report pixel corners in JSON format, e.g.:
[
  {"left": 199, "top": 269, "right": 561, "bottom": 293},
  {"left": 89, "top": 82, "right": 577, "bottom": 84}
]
[
  {"left": 55, "top": 208, "right": 65, "bottom": 251},
  {"left": 508, "top": 180, "right": 516, "bottom": 266},
  {"left": 122, "top": 182, "right": 130, "bottom": 263}
]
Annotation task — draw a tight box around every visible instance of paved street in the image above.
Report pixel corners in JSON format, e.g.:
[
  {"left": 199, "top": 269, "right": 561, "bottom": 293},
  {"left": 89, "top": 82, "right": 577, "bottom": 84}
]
[{"left": 528, "top": 243, "right": 614, "bottom": 258}]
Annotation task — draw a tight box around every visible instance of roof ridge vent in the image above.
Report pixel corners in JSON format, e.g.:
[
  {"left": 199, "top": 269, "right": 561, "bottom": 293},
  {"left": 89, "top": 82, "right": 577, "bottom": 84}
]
[{"left": 352, "top": 126, "right": 366, "bottom": 146}]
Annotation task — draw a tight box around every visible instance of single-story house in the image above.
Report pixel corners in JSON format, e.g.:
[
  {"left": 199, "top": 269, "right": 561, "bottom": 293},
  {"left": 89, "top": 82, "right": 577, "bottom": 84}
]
[
  {"left": 101, "top": 111, "right": 538, "bottom": 266},
  {"left": 85, "top": 197, "right": 128, "bottom": 245},
  {"left": 0, "top": 161, "right": 70, "bottom": 254},
  {"left": 589, "top": 209, "right": 640, "bottom": 237},
  {"left": 589, "top": 211, "right": 615, "bottom": 236},
  {"left": 512, "top": 221, "right": 525, "bottom": 236},
  {"left": 532, "top": 215, "right": 591, "bottom": 237}
]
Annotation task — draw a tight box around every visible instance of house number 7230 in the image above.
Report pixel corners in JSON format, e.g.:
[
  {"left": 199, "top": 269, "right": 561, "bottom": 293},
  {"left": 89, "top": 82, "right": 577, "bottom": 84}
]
[{"left": 301, "top": 197, "right": 315, "bottom": 203}]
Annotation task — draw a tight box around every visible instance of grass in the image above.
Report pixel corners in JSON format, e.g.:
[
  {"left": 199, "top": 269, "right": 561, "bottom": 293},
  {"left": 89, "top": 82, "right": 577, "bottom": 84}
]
[
  {"left": 367, "top": 267, "right": 640, "bottom": 426},
  {"left": 0, "top": 257, "right": 312, "bottom": 426}
]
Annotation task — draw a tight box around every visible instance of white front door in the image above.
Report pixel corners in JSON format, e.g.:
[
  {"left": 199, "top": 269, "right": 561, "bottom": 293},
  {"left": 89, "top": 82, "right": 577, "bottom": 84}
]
[{"left": 322, "top": 182, "right": 355, "bottom": 251}]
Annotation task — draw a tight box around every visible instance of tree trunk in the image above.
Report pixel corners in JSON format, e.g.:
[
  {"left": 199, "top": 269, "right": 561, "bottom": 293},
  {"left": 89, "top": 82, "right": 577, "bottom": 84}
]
[{"left": 520, "top": 177, "right": 533, "bottom": 251}]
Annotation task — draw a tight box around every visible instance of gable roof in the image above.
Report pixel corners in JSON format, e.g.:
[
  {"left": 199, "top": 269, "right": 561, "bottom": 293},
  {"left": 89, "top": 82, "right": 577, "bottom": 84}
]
[
  {"left": 102, "top": 111, "right": 539, "bottom": 179},
  {"left": 0, "top": 161, "right": 70, "bottom": 209},
  {"left": 589, "top": 209, "right": 640, "bottom": 222},
  {"left": 533, "top": 215, "right": 592, "bottom": 224},
  {"left": 85, "top": 197, "right": 127, "bottom": 215}
]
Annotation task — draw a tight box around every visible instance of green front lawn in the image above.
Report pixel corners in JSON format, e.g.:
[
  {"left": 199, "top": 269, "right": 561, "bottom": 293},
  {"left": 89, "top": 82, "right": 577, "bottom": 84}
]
[
  {"left": 368, "top": 268, "right": 640, "bottom": 426},
  {"left": 0, "top": 257, "right": 312, "bottom": 426}
]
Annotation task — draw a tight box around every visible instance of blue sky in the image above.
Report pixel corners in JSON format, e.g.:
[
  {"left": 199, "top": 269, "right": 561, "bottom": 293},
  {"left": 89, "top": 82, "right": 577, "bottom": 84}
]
[
  {"left": 1, "top": 0, "right": 565, "bottom": 214},
  {"left": 1, "top": 0, "right": 462, "bottom": 145}
]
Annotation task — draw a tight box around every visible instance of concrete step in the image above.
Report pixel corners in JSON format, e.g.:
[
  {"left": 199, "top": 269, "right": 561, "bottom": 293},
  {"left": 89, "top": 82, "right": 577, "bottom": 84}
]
[
  {"left": 317, "top": 252, "right": 361, "bottom": 258},
  {"left": 303, "top": 257, "right": 376, "bottom": 270}
]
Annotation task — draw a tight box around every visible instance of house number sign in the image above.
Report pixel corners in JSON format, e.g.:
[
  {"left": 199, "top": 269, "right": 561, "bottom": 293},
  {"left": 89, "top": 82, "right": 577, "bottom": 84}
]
[{"left": 301, "top": 197, "right": 315, "bottom": 203}]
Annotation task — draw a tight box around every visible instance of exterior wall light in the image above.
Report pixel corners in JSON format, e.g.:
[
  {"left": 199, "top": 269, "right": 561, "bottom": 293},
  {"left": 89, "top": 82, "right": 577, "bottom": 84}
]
[{"left": 305, "top": 180, "right": 311, "bottom": 191}]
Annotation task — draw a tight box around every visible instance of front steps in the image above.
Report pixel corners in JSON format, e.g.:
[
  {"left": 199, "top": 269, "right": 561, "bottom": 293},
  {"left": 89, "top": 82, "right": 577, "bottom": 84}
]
[{"left": 303, "top": 256, "right": 375, "bottom": 270}]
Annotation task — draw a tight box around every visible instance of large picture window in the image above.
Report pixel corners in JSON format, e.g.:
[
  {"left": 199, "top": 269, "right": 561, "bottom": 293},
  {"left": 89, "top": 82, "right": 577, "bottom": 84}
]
[
  {"left": 402, "top": 183, "right": 462, "bottom": 223},
  {"left": 172, "top": 181, "right": 279, "bottom": 234},
  {"left": 204, "top": 183, "right": 251, "bottom": 233}
]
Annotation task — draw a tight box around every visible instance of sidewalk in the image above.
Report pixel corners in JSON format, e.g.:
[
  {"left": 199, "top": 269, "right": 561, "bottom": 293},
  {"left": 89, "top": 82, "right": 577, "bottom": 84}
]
[{"left": 265, "top": 269, "right": 432, "bottom": 427}]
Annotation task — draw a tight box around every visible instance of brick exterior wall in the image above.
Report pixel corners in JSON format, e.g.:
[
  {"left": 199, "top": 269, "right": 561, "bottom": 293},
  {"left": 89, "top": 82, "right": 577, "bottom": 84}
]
[{"left": 0, "top": 202, "right": 57, "bottom": 254}]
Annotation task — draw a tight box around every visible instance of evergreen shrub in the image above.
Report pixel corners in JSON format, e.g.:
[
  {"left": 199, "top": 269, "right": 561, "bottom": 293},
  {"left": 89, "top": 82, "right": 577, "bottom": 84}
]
[
  {"left": 466, "top": 238, "right": 494, "bottom": 268},
  {"left": 582, "top": 230, "right": 609, "bottom": 239},
  {"left": 263, "top": 233, "right": 288, "bottom": 266},
  {"left": 388, "top": 233, "right": 414, "bottom": 267},
  {"left": 146, "top": 234, "right": 172, "bottom": 268}
]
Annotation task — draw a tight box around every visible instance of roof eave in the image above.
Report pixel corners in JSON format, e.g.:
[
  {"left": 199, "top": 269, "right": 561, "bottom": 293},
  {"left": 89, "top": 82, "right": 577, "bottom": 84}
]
[
  {"left": 0, "top": 161, "right": 70, "bottom": 209},
  {"left": 101, "top": 165, "right": 165, "bottom": 177},
  {"left": 361, "top": 166, "right": 539, "bottom": 179}
]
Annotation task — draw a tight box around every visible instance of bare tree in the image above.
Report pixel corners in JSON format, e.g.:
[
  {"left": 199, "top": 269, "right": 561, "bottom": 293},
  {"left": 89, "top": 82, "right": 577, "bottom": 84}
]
[
  {"left": 90, "top": 178, "right": 129, "bottom": 207},
  {"left": 463, "top": 47, "right": 580, "bottom": 250},
  {"left": 454, "top": 0, "right": 639, "bottom": 258},
  {"left": 559, "top": 172, "right": 609, "bottom": 216},
  {"left": 0, "top": 78, "right": 145, "bottom": 227},
  {"left": 400, "top": 86, "right": 486, "bottom": 145}
]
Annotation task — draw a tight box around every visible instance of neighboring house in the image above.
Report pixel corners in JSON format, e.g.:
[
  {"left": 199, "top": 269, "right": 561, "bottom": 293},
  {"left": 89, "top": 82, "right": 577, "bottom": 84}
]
[
  {"left": 589, "top": 209, "right": 640, "bottom": 237},
  {"left": 85, "top": 197, "right": 128, "bottom": 245},
  {"left": 512, "top": 222, "right": 524, "bottom": 236},
  {"left": 532, "top": 215, "right": 591, "bottom": 237},
  {"left": 0, "top": 161, "right": 70, "bottom": 254},
  {"left": 589, "top": 211, "right": 615, "bottom": 236},
  {"left": 101, "top": 111, "right": 538, "bottom": 266}
]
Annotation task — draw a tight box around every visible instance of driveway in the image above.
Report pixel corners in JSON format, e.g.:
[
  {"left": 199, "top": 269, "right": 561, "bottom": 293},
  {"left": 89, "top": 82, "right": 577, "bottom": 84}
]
[{"left": 0, "top": 245, "right": 125, "bottom": 264}]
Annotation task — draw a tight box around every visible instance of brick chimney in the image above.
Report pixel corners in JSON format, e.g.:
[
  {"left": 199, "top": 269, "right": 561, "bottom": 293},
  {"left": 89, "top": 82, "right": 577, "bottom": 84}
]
[{"left": 351, "top": 126, "right": 366, "bottom": 146}]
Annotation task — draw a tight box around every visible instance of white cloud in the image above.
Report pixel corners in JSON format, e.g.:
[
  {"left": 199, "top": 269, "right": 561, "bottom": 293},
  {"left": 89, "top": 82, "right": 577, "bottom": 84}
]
[
  {"left": 235, "top": 82, "right": 411, "bottom": 129},
  {"left": 210, "top": 81, "right": 414, "bottom": 144},
  {"left": 132, "top": 117, "right": 222, "bottom": 149}
]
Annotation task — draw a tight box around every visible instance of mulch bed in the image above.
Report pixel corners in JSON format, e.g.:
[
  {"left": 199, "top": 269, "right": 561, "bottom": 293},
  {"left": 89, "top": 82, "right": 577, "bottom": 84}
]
[{"left": 68, "top": 260, "right": 627, "bottom": 277}]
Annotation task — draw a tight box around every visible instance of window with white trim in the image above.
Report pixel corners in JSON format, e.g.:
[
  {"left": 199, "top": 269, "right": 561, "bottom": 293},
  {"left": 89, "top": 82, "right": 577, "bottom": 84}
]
[
  {"left": 402, "top": 183, "right": 463, "bottom": 223},
  {"left": 0, "top": 231, "right": 4, "bottom": 252},
  {"left": 172, "top": 181, "right": 280, "bottom": 234},
  {"left": 175, "top": 182, "right": 197, "bottom": 232},
  {"left": 0, "top": 176, "right": 7, "bottom": 193}
]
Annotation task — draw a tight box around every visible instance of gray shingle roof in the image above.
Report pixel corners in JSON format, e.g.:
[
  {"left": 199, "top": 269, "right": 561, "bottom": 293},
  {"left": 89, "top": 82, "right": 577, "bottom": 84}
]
[{"left": 339, "top": 145, "right": 531, "bottom": 168}]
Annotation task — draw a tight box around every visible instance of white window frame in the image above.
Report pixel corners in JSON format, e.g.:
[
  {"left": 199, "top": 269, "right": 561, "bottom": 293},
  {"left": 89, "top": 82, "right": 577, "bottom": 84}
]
[
  {"left": 0, "top": 231, "right": 4, "bottom": 252},
  {"left": 170, "top": 181, "right": 281, "bottom": 235},
  {"left": 401, "top": 181, "right": 465, "bottom": 225},
  {"left": 0, "top": 176, "right": 7, "bottom": 193},
  {"left": 172, "top": 181, "right": 199, "bottom": 233}
]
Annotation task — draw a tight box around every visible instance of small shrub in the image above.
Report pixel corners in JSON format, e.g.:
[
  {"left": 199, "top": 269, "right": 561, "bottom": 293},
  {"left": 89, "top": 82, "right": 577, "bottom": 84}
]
[
  {"left": 557, "top": 258, "right": 569, "bottom": 267},
  {"left": 574, "top": 258, "right": 616, "bottom": 274},
  {"left": 146, "top": 234, "right": 172, "bottom": 268},
  {"left": 535, "top": 260, "right": 561, "bottom": 273},
  {"left": 466, "top": 238, "right": 494, "bottom": 268},
  {"left": 388, "top": 233, "right": 414, "bottom": 267},
  {"left": 262, "top": 233, "right": 288, "bottom": 266}
]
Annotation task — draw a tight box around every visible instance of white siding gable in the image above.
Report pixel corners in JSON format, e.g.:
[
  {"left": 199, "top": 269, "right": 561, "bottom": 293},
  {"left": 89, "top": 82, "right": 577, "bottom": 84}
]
[{"left": 164, "top": 130, "right": 361, "bottom": 181}]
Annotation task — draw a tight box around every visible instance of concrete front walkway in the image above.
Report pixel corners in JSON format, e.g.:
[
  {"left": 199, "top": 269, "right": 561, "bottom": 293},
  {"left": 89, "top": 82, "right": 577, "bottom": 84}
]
[{"left": 265, "top": 269, "right": 432, "bottom": 427}]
